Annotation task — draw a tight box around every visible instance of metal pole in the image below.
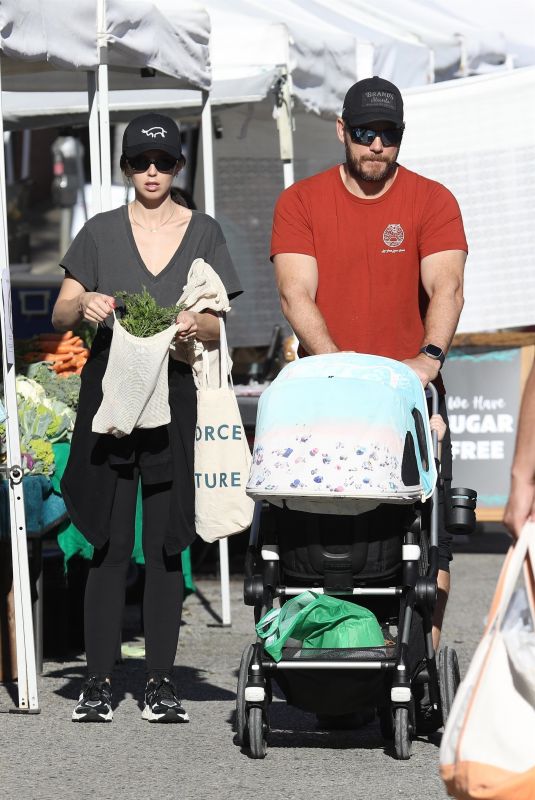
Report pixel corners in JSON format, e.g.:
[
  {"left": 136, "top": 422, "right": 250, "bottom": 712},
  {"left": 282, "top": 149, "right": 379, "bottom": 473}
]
[
  {"left": 201, "top": 91, "right": 215, "bottom": 217},
  {"left": 272, "top": 67, "right": 295, "bottom": 190},
  {"left": 97, "top": 64, "right": 112, "bottom": 211},
  {"left": 97, "top": 0, "right": 112, "bottom": 212},
  {"left": 31, "top": 539, "right": 43, "bottom": 675},
  {"left": 0, "top": 66, "right": 39, "bottom": 712},
  {"left": 201, "top": 90, "right": 231, "bottom": 624},
  {"left": 87, "top": 72, "right": 102, "bottom": 217}
]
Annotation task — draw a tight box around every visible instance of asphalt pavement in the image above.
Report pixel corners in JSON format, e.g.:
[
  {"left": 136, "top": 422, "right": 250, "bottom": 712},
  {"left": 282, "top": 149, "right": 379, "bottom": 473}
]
[{"left": 0, "top": 549, "right": 505, "bottom": 800}]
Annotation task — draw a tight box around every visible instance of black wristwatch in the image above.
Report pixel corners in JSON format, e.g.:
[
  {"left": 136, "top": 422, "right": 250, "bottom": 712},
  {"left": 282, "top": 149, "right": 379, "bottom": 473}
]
[{"left": 420, "top": 343, "right": 445, "bottom": 368}]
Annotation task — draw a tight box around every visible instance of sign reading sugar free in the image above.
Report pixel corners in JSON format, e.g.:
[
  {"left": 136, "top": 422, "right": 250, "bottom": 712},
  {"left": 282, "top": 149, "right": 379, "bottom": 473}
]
[
  {"left": 442, "top": 348, "right": 522, "bottom": 512},
  {"left": 194, "top": 423, "right": 244, "bottom": 488}
]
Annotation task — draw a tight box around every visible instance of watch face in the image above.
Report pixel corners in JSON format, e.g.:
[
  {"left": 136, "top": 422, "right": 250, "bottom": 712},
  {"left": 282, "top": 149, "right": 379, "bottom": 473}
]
[{"left": 424, "top": 344, "right": 443, "bottom": 359}]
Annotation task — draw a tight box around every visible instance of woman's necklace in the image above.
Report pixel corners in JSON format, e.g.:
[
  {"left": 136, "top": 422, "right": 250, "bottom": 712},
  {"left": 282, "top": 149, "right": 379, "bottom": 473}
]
[{"left": 130, "top": 203, "right": 175, "bottom": 233}]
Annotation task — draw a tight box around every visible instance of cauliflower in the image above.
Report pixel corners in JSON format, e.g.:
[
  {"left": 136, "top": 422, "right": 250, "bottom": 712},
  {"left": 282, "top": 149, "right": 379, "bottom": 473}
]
[
  {"left": 16, "top": 376, "right": 46, "bottom": 405},
  {"left": 17, "top": 398, "right": 74, "bottom": 444},
  {"left": 21, "top": 437, "right": 55, "bottom": 476}
]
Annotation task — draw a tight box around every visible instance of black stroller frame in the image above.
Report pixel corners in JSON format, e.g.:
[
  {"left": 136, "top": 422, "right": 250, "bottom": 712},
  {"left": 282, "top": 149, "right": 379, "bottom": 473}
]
[{"left": 236, "top": 382, "right": 468, "bottom": 759}]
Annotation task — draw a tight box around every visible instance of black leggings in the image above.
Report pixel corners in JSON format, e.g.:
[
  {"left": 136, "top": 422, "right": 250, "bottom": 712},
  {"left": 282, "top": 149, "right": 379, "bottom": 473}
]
[{"left": 84, "top": 468, "right": 184, "bottom": 680}]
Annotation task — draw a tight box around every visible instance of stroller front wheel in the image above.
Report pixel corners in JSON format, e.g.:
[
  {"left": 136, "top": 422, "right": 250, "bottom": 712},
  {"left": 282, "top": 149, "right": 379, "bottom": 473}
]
[
  {"left": 236, "top": 644, "right": 254, "bottom": 746},
  {"left": 438, "top": 646, "right": 461, "bottom": 725},
  {"left": 248, "top": 706, "right": 268, "bottom": 759},
  {"left": 394, "top": 707, "right": 413, "bottom": 760}
]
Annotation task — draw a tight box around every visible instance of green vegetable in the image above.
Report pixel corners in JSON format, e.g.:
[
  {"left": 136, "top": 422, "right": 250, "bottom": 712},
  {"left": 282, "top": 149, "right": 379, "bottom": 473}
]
[
  {"left": 17, "top": 397, "right": 74, "bottom": 444},
  {"left": 23, "top": 437, "right": 55, "bottom": 476},
  {"left": 116, "top": 287, "right": 184, "bottom": 338},
  {"left": 26, "top": 362, "right": 81, "bottom": 410}
]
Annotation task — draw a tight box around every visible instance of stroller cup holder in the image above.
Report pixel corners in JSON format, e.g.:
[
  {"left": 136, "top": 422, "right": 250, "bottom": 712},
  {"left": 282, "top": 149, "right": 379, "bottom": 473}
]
[{"left": 445, "top": 487, "right": 477, "bottom": 534}]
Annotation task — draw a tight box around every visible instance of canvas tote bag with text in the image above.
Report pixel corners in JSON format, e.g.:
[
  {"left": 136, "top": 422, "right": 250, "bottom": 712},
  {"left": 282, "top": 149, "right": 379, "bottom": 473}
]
[{"left": 194, "top": 317, "right": 254, "bottom": 542}]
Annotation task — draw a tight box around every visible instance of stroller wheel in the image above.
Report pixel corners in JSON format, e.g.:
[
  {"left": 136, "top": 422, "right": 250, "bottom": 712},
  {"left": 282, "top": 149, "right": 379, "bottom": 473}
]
[
  {"left": 438, "top": 646, "right": 461, "bottom": 725},
  {"left": 235, "top": 644, "right": 254, "bottom": 746},
  {"left": 394, "top": 707, "right": 412, "bottom": 760},
  {"left": 248, "top": 706, "right": 268, "bottom": 759}
]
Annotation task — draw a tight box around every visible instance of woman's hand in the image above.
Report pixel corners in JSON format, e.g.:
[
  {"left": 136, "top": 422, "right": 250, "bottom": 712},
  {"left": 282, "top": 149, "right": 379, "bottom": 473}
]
[
  {"left": 175, "top": 310, "right": 220, "bottom": 343},
  {"left": 176, "top": 310, "right": 198, "bottom": 342},
  {"left": 79, "top": 292, "right": 116, "bottom": 324}
]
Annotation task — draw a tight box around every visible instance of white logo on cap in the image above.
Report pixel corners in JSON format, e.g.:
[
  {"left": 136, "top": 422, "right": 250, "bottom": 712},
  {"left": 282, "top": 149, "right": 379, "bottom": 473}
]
[
  {"left": 141, "top": 127, "right": 167, "bottom": 139},
  {"left": 383, "top": 224, "right": 404, "bottom": 248}
]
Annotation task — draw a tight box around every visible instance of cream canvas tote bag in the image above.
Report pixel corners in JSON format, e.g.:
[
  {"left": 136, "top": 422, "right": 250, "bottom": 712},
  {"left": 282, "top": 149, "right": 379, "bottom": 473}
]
[
  {"left": 440, "top": 522, "right": 535, "bottom": 800},
  {"left": 194, "top": 317, "right": 254, "bottom": 542}
]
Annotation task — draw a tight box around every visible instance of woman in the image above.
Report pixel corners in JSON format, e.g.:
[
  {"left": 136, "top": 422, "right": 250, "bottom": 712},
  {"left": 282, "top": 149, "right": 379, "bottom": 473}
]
[{"left": 52, "top": 113, "right": 242, "bottom": 723}]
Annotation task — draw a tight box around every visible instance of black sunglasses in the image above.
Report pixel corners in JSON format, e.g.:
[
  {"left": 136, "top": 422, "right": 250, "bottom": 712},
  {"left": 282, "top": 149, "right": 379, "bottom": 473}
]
[
  {"left": 127, "top": 154, "right": 178, "bottom": 172},
  {"left": 347, "top": 125, "right": 404, "bottom": 147}
]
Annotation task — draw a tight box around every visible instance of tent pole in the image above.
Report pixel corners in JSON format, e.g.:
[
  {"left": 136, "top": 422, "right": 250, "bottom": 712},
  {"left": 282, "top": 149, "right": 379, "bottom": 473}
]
[
  {"left": 273, "top": 67, "right": 295, "bottom": 189},
  {"left": 201, "top": 90, "right": 231, "bottom": 625},
  {"left": 0, "top": 66, "right": 39, "bottom": 713},
  {"left": 97, "top": 0, "right": 112, "bottom": 212},
  {"left": 201, "top": 91, "right": 215, "bottom": 217},
  {"left": 97, "top": 63, "right": 112, "bottom": 212},
  {"left": 87, "top": 72, "right": 102, "bottom": 217}
]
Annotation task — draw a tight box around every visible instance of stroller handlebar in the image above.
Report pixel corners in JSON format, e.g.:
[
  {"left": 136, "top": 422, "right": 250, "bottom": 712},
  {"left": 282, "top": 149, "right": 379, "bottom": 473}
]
[{"left": 426, "top": 381, "right": 439, "bottom": 460}]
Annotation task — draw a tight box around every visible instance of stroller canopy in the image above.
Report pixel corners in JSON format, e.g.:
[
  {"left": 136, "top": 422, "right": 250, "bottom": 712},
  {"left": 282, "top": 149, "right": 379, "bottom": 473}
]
[{"left": 247, "top": 353, "right": 437, "bottom": 515}]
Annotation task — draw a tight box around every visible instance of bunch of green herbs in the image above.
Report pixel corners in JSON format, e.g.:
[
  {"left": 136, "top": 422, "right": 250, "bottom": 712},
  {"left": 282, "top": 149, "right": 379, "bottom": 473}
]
[{"left": 116, "top": 288, "right": 183, "bottom": 338}]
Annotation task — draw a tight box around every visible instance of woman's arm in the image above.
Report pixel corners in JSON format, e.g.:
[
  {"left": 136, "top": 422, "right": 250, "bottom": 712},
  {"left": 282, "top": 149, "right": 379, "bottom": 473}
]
[
  {"left": 52, "top": 275, "right": 116, "bottom": 331},
  {"left": 176, "top": 309, "right": 220, "bottom": 343}
]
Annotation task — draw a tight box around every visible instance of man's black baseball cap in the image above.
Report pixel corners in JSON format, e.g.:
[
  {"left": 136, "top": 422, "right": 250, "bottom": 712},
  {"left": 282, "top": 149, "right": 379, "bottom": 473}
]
[
  {"left": 342, "top": 76, "right": 404, "bottom": 127},
  {"left": 122, "top": 113, "right": 184, "bottom": 163}
]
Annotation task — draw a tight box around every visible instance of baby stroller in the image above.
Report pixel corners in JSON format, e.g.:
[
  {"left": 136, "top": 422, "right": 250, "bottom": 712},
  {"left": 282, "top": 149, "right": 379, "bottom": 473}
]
[{"left": 235, "top": 353, "right": 476, "bottom": 759}]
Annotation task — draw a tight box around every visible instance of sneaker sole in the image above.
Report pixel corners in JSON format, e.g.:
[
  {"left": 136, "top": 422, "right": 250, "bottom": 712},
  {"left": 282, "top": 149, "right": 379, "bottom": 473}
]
[
  {"left": 142, "top": 705, "right": 189, "bottom": 723},
  {"left": 72, "top": 708, "right": 113, "bottom": 723}
]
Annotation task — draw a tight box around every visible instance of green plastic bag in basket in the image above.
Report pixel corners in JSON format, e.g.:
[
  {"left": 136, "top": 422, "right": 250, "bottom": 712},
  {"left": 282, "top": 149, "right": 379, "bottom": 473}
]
[{"left": 256, "top": 591, "right": 385, "bottom": 662}]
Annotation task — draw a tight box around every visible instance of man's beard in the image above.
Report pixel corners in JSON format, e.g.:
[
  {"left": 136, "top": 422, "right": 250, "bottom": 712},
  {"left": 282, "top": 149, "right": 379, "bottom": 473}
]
[{"left": 344, "top": 139, "right": 399, "bottom": 183}]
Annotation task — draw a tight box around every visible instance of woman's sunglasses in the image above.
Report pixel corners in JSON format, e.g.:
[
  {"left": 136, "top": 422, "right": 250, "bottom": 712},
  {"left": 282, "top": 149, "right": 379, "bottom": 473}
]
[
  {"left": 127, "top": 155, "right": 178, "bottom": 172},
  {"left": 347, "top": 125, "right": 404, "bottom": 147}
]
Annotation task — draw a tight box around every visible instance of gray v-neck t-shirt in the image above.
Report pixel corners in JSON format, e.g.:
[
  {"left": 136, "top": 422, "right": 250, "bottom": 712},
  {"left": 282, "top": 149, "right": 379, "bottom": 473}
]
[{"left": 60, "top": 205, "right": 242, "bottom": 327}]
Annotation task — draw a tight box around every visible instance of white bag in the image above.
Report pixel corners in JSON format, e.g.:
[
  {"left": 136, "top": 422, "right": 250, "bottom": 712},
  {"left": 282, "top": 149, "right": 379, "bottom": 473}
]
[
  {"left": 440, "top": 522, "right": 535, "bottom": 800},
  {"left": 194, "top": 317, "right": 255, "bottom": 542},
  {"left": 92, "top": 313, "right": 178, "bottom": 438}
]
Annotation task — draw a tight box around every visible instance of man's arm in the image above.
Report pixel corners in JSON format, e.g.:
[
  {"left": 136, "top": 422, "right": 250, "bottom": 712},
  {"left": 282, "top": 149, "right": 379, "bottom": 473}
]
[
  {"left": 504, "top": 361, "right": 535, "bottom": 538},
  {"left": 403, "top": 249, "right": 466, "bottom": 386},
  {"left": 273, "top": 253, "right": 339, "bottom": 355}
]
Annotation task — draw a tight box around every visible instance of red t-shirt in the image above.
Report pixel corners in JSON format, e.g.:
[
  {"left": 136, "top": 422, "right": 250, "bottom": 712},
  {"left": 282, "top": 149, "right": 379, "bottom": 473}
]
[{"left": 271, "top": 164, "right": 467, "bottom": 362}]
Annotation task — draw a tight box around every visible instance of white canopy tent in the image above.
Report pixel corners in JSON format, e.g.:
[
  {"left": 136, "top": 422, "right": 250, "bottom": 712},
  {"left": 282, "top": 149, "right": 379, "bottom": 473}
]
[
  {"left": 422, "top": 0, "right": 535, "bottom": 70},
  {"left": 401, "top": 66, "right": 535, "bottom": 333},
  {"left": 0, "top": 0, "right": 211, "bottom": 711}
]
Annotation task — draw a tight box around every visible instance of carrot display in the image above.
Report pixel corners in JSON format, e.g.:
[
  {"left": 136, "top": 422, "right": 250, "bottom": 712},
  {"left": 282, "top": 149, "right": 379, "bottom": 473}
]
[{"left": 17, "top": 329, "right": 91, "bottom": 377}]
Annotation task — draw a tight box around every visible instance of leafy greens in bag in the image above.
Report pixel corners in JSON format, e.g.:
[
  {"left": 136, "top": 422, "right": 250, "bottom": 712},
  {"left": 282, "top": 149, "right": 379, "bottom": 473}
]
[{"left": 116, "top": 288, "right": 184, "bottom": 337}]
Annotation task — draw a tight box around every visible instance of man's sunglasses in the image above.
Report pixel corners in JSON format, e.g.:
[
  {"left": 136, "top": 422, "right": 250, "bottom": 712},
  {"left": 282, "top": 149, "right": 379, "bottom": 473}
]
[
  {"left": 347, "top": 125, "right": 404, "bottom": 147},
  {"left": 127, "top": 155, "right": 178, "bottom": 172}
]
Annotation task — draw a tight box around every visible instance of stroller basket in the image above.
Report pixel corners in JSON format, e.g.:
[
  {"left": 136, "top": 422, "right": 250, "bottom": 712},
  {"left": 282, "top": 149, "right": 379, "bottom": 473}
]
[{"left": 246, "top": 353, "right": 437, "bottom": 515}]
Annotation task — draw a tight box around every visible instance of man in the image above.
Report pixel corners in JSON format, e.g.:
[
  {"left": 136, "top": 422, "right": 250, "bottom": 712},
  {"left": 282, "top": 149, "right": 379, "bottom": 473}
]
[
  {"left": 504, "top": 360, "right": 535, "bottom": 537},
  {"left": 271, "top": 76, "right": 467, "bottom": 653}
]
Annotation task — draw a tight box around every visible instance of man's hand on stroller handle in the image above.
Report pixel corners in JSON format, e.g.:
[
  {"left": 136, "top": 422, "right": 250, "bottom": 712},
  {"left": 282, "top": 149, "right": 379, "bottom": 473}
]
[
  {"left": 402, "top": 353, "right": 441, "bottom": 387},
  {"left": 429, "top": 414, "right": 446, "bottom": 442}
]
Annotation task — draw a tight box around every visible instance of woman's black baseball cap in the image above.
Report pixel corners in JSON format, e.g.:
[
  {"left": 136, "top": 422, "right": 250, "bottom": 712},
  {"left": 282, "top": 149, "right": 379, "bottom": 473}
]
[{"left": 122, "top": 113, "right": 184, "bottom": 163}]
